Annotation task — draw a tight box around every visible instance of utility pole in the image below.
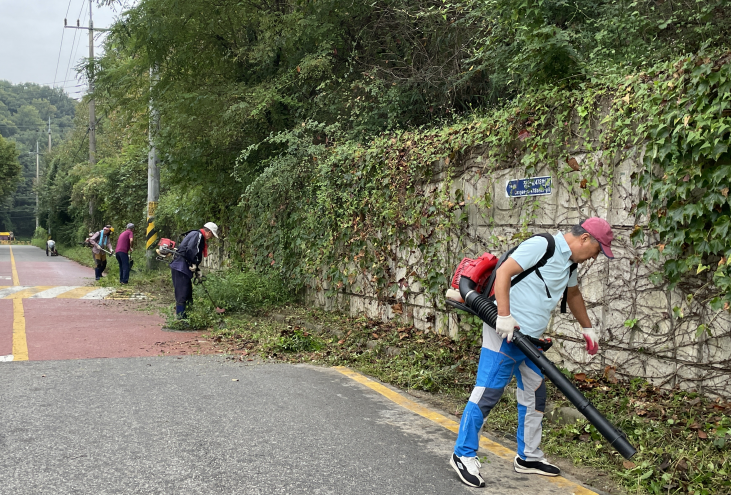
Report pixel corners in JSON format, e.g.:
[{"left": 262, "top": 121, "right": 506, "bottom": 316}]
[
  {"left": 47, "top": 118, "right": 51, "bottom": 236},
  {"left": 35, "top": 141, "right": 39, "bottom": 230},
  {"left": 88, "top": 1, "right": 96, "bottom": 166},
  {"left": 146, "top": 65, "right": 160, "bottom": 269},
  {"left": 29, "top": 142, "right": 41, "bottom": 231},
  {"left": 65, "top": 7, "right": 109, "bottom": 226}
]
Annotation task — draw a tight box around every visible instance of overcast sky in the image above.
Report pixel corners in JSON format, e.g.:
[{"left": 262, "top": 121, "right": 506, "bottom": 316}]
[{"left": 0, "top": 1, "right": 132, "bottom": 98}]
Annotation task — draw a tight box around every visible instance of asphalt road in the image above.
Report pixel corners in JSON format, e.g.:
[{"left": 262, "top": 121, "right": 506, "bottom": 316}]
[
  {"left": 1, "top": 357, "right": 591, "bottom": 495},
  {"left": 0, "top": 245, "right": 598, "bottom": 494}
]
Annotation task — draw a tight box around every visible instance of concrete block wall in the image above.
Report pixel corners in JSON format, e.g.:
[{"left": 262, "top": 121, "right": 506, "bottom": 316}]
[{"left": 304, "top": 145, "right": 731, "bottom": 399}]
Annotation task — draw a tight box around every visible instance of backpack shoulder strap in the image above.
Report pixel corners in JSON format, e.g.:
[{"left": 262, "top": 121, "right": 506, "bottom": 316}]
[
  {"left": 506, "top": 233, "right": 555, "bottom": 293},
  {"left": 560, "top": 262, "right": 579, "bottom": 313},
  {"left": 485, "top": 233, "right": 555, "bottom": 298}
]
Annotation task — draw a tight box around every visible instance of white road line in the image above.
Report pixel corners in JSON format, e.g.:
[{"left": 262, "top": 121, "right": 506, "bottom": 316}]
[
  {"left": 0, "top": 355, "right": 14, "bottom": 362},
  {"left": 28, "top": 286, "right": 79, "bottom": 298},
  {"left": 0, "top": 286, "right": 29, "bottom": 298},
  {"left": 80, "top": 288, "right": 117, "bottom": 299}
]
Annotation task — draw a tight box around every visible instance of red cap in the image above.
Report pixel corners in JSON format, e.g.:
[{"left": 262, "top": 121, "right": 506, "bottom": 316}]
[{"left": 581, "top": 217, "right": 614, "bottom": 259}]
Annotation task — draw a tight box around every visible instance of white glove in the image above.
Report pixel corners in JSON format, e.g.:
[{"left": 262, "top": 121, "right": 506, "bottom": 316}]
[
  {"left": 189, "top": 264, "right": 197, "bottom": 272},
  {"left": 496, "top": 314, "right": 519, "bottom": 342},
  {"left": 582, "top": 328, "right": 599, "bottom": 355}
]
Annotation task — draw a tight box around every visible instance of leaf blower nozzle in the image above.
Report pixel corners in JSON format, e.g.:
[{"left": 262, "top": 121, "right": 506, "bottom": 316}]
[{"left": 457, "top": 273, "right": 637, "bottom": 460}]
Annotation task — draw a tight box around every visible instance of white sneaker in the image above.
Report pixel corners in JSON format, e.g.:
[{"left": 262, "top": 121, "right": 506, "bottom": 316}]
[{"left": 450, "top": 453, "right": 486, "bottom": 487}]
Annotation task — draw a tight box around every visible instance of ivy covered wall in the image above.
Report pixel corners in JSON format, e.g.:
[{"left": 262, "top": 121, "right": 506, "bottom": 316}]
[{"left": 268, "top": 51, "right": 731, "bottom": 398}]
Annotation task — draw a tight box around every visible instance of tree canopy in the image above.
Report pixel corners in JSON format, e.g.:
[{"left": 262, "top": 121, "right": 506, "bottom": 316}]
[{"left": 0, "top": 81, "right": 77, "bottom": 236}]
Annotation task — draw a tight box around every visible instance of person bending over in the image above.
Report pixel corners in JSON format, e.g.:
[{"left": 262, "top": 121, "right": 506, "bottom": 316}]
[
  {"left": 169, "top": 222, "right": 219, "bottom": 319},
  {"left": 89, "top": 225, "right": 113, "bottom": 281},
  {"left": 115, "top": 223, "right": 135, "bottom": 284},
  {"left": 450, "top": 218, "right": 615, "bottom": 487}
]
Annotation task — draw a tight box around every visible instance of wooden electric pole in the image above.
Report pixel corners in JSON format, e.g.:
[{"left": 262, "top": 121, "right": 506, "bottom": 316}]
[
  {"left": 28, "top": 142, "right": 41, "bottom": 231},
  {"left": 64, "top": 5, "right": 109, "bottom": 224},
  {"left": 146, "top": 66, "right": 160, "bottom": 269}
]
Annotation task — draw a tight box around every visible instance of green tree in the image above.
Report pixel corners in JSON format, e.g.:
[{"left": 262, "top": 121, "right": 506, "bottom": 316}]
[
  {"left": 0, "top": 81, "right": 77, "bottom": 237},
  {"left": 0, "top": 135, "right": 21, "bottom": 230}
]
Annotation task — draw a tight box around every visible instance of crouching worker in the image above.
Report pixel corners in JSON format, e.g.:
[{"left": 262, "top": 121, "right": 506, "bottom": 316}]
[
  {"left": 46, "top": 238, "right": 57, "bottom": 256},
  {"left": 169, "top": 222, "right": 219, "bottom": 319},
  {"left": 450, "top": 218, "right": 615, "bottom": 487},
  {"left": 90, "top": 225, "right": 113, "bottom": 281}
]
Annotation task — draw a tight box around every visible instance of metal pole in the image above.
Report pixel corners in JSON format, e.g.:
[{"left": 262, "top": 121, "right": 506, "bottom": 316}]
[
  {"left": 88, "top": 1, "right": 96, "bottom": 166},
  {"left": 146, "top": 65, "right": 160, "bottom": 269},
  {"left": 35, "top": 141, "right": 39, "bottom": 230},
  {"left": 47, "top": 118, "right": 51, "bottom": 236}
]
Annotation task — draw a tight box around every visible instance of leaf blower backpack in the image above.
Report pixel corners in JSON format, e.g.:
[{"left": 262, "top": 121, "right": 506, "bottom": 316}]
[{"left": 446, "top": 233, "right": 578, "bottom": 314}]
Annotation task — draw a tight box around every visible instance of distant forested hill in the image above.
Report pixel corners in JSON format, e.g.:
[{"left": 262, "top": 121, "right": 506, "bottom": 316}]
[{"left": 0, "top": 81, "right": 77, "bottom": 237}]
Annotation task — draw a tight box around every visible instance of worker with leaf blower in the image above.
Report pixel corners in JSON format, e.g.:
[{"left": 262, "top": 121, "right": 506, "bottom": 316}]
[
  {"left": 169, "top": 222, "right": 219, "bottom": 319},
  {"left": 89, "top": 225, "right": 113, "bottom": 281},
  {"left": 449, "top": 218, "right": 615, "bottom": 488}
]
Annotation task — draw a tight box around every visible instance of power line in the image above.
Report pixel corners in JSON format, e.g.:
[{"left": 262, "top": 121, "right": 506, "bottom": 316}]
[
  {"left": 0, "top": 123, "right": 74, "bottom": 129},
  {"left": 53, "top": 0, "right": 76, "bottom": 89},
  {"left": 63, "top": 0, "right": 88, "bottom": 91},
  {"left": 70, "top": 4, "right": 90, "bottom": 87}
]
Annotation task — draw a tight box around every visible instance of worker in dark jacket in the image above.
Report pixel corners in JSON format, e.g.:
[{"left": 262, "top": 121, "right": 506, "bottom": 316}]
[{"left": 169, "top": 222, "right": 219, "bottom": 318}]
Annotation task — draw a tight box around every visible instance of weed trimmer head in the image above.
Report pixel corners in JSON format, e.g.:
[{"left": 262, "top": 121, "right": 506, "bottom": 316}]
[{"left": 194, "top": 276, "right": 226, "bottom": 329}]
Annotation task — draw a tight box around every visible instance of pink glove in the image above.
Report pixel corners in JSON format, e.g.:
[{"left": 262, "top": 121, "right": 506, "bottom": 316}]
[{"left": 582, "top": 328, "right": 599, "bottom": 355}]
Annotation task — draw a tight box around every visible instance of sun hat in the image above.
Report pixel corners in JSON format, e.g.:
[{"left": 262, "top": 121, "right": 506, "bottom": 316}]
[{"left": 203, "top": 222, "right": 219, "bottom": 238}]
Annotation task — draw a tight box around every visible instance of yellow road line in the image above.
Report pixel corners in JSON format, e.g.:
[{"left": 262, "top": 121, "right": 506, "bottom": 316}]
[
  {"left": 334, "top": 366, "right": 598, "bottom": 495},
  {"left": 56, "top": 286, "right": 103, "bottom": 299},
  {"left": 9, "top": 245, "right": 20, "bottom": 285},
  {"left": 12, "top": 299, "right": 28, "bottom": 361},
  {"left": 8, "top": 247, "right": 28, "bottom": 360},
  {"left": 4, "top": 287, "right": 54, "bottom": 299}
]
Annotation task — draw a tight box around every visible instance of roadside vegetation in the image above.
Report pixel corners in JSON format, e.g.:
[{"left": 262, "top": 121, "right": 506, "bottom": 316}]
[{"left": 205, "top": 304, "right": 730, "bottom": 495}]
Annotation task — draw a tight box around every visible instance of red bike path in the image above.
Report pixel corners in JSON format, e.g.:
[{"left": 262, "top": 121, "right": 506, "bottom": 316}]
[{"left": 0, "top": 245, "right": 204, "bottom": 361}]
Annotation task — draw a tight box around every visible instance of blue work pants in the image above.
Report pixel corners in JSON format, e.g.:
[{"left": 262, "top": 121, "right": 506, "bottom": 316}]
[
  {"left": 116, "top": 252, "right": 130, "bottom": 284},
  {"left": 454, "top": 324, "right": 547, "bottom": 461}
]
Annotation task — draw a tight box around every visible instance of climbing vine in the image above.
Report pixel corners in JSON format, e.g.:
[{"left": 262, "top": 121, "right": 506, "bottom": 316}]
[{"left": 234, "top": 51, "right": 731, "bottom": 318}]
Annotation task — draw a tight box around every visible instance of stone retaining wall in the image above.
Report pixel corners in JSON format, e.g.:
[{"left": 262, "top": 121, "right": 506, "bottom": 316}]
[{"left": 304, "top": 146, "right": 731, "bottom": 398}]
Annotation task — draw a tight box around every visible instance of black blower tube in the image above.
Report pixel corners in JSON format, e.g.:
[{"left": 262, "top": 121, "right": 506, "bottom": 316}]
[{"left": 459, "top": 277, "right": 637, "bottom": 460}]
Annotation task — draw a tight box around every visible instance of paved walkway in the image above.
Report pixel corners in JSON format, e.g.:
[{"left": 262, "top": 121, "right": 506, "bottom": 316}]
[{"left": 0, "top": 245, "right": 200, "bottom": 361}]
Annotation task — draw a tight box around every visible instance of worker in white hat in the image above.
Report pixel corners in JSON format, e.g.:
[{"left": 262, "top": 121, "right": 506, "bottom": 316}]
[{"left": 169, "top": 222, "right": 219, "bottom": 318}]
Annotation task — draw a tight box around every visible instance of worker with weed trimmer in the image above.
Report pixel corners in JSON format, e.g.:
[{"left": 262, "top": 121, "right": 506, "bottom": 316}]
[
  {"left": 89, "top": 225, "right": 113, "bottom": 281},
  {"left": 450, "top": 218, "right": 615, "bottom": 488},
  {"left": 169, "top": 222, "right": 219, "bottom": 319},
  {"left": 115, "top": 223, "right": 134, "bottom": 285}
]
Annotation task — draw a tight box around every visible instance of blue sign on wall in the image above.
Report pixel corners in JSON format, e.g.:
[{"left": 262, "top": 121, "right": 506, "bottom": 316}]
[{"left": 505, "top": 176, "right": 552, "bottom": 198}]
